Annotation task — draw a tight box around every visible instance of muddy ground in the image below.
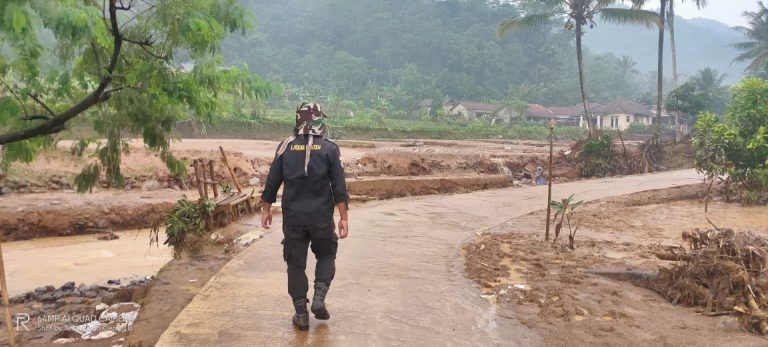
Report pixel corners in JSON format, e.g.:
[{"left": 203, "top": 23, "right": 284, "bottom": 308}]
[
  {"left": 0, "top": 139, "right": 575, "bottom": 241},
  {"left": 464, "top": 184, "right": 768, "bottom": 346}
]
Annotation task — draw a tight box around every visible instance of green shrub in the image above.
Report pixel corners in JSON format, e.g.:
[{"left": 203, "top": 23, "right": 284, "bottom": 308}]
[
  {"left": 579, "top": 135, "right": 620, "bottom": 177},
  {"left": 164, "top": 197, "right": 216, "bottom": 258}
]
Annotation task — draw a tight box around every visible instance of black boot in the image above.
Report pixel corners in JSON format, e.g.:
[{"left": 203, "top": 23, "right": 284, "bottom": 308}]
[
  {"left": 292, "top": 299, "right": 309, "bottom": 331},
  {"left": 311, "top": 283, "right": 330, "bottom": 320}
]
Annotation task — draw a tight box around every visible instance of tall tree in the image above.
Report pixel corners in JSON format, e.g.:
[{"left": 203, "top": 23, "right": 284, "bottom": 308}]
[
  {"left": 630, "top": 0, "right": 669, "bottom": 137},
  {"left": 668, "top": 0, "right": 708, "bottom": 88},
  {"left": 733, "top": 1, "right": 768, "bottom": 73},
  {"left": 689, "top": 67, "right": 729, "bottom": 113},
  {"left": 0, "top": 0, "right": 275, "bottom": 191},
  {"left": 497, "top": 0, "right": 659, "bottom": 138}
]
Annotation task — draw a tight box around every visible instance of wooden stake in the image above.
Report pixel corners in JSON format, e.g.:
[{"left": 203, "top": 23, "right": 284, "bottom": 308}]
[
  {"left": 219, "top": 146, "right": 243, "bottom": 193},
  {"left": 193, "top": 160, "right": 205, "bottom": 199},
  {"left": 209, "top": 160, "right": 218, "bottom": 198},
  {"left": 545, "top": 120, "right": 555, "bottom": 242},
  {"left": 0, "top": 239, "right": 16, "bottom": 347}
]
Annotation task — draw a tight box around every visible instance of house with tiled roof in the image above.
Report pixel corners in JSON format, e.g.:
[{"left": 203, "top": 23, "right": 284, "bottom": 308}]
[{"left": 449, "top": 101, "right": 514, "bottom": 124}]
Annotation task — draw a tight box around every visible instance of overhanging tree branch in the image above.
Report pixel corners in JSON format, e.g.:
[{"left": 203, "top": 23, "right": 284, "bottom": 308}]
[
  {"left": 0, "top": 0, "right": 124, "bottom": 146},
  {"left": 0, "top": 77, "right": 30, "bottom": 119},
  {"left": 28, "top": 93, "right": 55, "bottom": 117}
]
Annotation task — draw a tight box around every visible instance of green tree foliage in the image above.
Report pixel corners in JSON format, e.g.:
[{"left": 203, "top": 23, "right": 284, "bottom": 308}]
[
  {"left": 733, "top": 2, "right": 768, "bottom": 72},
  {"left": 0, "top": 0, "right": 276, "bottom": 191},
  {"left": 497, "top": 0, "right": 659, "bottom": 138},
  {"left": 225, "top": 0, "right": 657, "bottom": 120},
  {"left": 688, "top": 67, "right": 730, "bottom": 114},
  {"left": 692, "top": 78, "right": 768, "bottom": 202},
  {"left": 665, "top": 82, "right": 706, "bottom": 123}
]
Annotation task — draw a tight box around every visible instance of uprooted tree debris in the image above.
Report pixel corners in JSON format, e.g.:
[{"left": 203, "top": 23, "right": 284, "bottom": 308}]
[{"left": 654, "top": 228, "right": 768, "bottom": 335}]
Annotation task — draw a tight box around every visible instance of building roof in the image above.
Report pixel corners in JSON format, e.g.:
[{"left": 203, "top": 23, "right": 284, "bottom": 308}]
[
  {"left": 527, "top": 104, "right": 552, "bottom": 118},
  {"left": 458, "top": 101, "right": 498, "bottom": 113},
  {"left": 602, "top": 101, "right": 653, "bottom": 116}
]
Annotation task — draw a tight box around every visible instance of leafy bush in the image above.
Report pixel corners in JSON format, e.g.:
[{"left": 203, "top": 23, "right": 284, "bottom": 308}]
[
  {"left": 692, "top": 78, "right": 768, "bottom": 205},
  {"left": 579, "top": 135, "right": 620, "bottom": 177},
  {"left": 164, "top": 197, "right": 216, "bottom": 258}
]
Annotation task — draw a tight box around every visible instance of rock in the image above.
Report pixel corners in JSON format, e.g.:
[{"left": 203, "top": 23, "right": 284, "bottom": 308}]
[
  {"left": 16, "top": 180, "right": 29, "bottom": 188},
  {"left": 210, "top": 232, "right": 224, "bottom": 242},
  {"left": 71, "top": 289, "right": 81, "bottom": 297},
  {"left": 97, "top": 232, "right": 119, "bottom": 241},
  {"left": 77, "top": 284, "right": 88, "bottom": 292},
  {"left": 10, "top": 293, "right": 29, "bottom": 304},
  {"left": 38, "top": 293, "right": 55, "bottom": 302},
  {"left": 34, "top": 287, "right": 48, "bottom": 295},
  {"left": 59, "top": 177, "right": 70, "bottom": 187},
  {"left": 61, "top": 282, "right": 76, "bottom": 291},
  {"left": 107, "top": 279, "right": 121, "bottom": 285},
  {"left": 142, "top": 180, "right": 163, "bottom": 191},
  {"left": 53, "top": 290, "right": 64, "bottom": 300},
  {"left": 50, "top": 176, "right": 61, "bottom": 184},
  {"left": 0, "top": 187, "right": 12, "bottom": 195},
  {"left": 234, "top": 231, "right": 264, "bottom": 247},
  {"left": 53, "top": 338, "right": 79, "bottom": 344},
  {"left": 719, "top": 317, "right": 741, "bottom": 332},
  {"left": 575, "top": 306, "right": 589, "bottom": 316},
  {"left": 248, "top": 176, "right": 261, "bottom": 186},
  {"left": 48, "top": 183, "right": 60, "bottom": 190},
  {"left": 45, "top": 285, "right": 56, "bottom": 292},
  {"left": 89, "top": 284, "right": 101, "bottom": 292},
  {"left": 83, "top": 291, "right": 98, "bottom": 298},
  {"left": 18, "top": 187, "right": 31, "bottom": 193}
]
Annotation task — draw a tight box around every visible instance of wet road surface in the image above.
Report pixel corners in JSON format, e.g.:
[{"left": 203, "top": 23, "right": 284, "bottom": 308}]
[{"left": 157, "top": 169, "right": 701, "bottom": 346}]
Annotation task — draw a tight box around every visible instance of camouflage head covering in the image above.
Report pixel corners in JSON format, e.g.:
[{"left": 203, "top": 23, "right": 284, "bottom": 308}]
[
  {"left": 275, "top": 102, "right": 329, "bottom": 176},
  {"left": 294, "top": 102, "right": 328, "bottom": 137}
]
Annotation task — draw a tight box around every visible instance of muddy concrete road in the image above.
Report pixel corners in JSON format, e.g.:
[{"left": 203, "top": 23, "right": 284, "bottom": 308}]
[{"left": 157, "top": 170, "right": 701, "bottom": 346}]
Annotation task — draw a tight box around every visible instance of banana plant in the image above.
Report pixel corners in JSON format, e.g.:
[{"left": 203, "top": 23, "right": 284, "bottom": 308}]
[{"left": 550, "top": 194, "right": 584, "bottom": 250}]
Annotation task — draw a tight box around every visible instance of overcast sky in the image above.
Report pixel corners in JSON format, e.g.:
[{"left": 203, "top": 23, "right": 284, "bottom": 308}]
[{"left": 643, "top": 0, "right": 760, "bottom": 27}]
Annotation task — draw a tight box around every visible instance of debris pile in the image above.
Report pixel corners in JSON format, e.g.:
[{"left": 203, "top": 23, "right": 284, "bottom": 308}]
[{"left": 655, "top": 228, "right": 768, "bottom": 334}]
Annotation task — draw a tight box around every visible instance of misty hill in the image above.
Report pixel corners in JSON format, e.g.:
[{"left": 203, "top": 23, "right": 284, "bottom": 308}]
[{"left": 585, "top": 15, "right": 748, "bottom": 84}]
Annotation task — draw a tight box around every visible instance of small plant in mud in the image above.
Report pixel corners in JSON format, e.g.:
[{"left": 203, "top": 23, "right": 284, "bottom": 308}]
[
  {"left": 550, "top": 194, "right": 583, "bottom": 250},
  {"left": 164, "top": 197, "right": 216, "bottom": 258},
  {"left": 219, "top": 182, "right": 234, "bottom": 194}
]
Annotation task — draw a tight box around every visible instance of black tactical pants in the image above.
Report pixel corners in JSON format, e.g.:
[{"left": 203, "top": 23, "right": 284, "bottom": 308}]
[{"left": 282, "top": 222, "right": 338, "bottom": 302}]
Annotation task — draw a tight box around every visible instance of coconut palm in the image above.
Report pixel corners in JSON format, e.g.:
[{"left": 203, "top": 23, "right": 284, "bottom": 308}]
[
  {"left": 733, "top": 2, "right": 768, "bottom": 72},
  {"left": 629, "top": 0, "right": 707, "bottom": 138},
  {"left": 689, "top": 67, "right": 729, "bottom": 113},
  {"left": 498, "top": 0, "right": 660, "bottom": 139}
]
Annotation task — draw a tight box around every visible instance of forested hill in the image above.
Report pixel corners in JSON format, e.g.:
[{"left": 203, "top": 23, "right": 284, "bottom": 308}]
[
  {"left": 585, "top": 16, "right": 748, "bottom": 85},
  {"left": 222, "top": 0, "right": 747, "bottom": 109}
]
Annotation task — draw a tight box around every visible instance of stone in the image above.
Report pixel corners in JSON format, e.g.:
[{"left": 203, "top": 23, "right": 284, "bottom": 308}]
[
  {"left": 234, "top": 231, "right": 264, "bottom": 247},
  {"left": 49, "top": 183, "right": 60, "bottom": 190},
  {"left": 52, "top": 290, "right": 64, "bottom": 300},
  {"left": 45, "top": 285, "right": 56, "bottom": 292},
  {"left": 38, "top": 293, "right": 54, "bottom": 302},
  {"left": 248, "top": 176, "right": 261, "bottom": 186},
  {"left": 0, "top": 187, "right": 12, "bottom": 195},
  {"left": 107, "top": 279, "right": 121, "bottom": 285},
  {"left": 77, "top": 284, "right": 88, "bottom": 292},
  {"left": 95, "top": 303, "right": 109, "bottom": 311},
  {"left": 34, "top": 287, "right": 48, "bottom": 294},
  {"left": 59, "top": 177, "right": 70, "bottom": 187},
  {"left": 10, "top": 294, "right": 27, "bottom": 304},
  {"left": 719, "top": 317, "right": 741, "bottom": 332},
  {"left": 61, "top": 282, "right": 76, "bottom": 291},
  {"left": 142, "top": 180, "right": 163, "bottom": 191},
  {"left": 71, "top": 289, "right": 81, "bottom": 297},
  {"left": 16, "top": 180, "right": 29, "bottom": 188},
  {"left": 17, "top": 187, "right": 31, "bottom": 193},
  {"left": 83, "top": 291, "right": 98, "bottom": 298},
  {"left": 97, "top": 233, "right": 119, "bottom": 241}
]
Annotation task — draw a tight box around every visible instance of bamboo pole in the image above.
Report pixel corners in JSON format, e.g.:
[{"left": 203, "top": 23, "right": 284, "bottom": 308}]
[
  {"left": 193, "top": 160, "right": 205, "bottom": 199},
  {"left": 545, "top": 120, "right": 555, "bottom": 242},
  {"left": 219, "top": 147, "right": 243, "bottom": 193},
  {"left": 0, "top": 238, "right": 16, "bottom": 347},
  {"left": 209, "top": 160, "right": 218, "bottom": 198}
]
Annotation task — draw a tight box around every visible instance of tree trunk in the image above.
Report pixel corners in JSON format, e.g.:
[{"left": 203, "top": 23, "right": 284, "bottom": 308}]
[
  {"left": 655, "top": 0, "right": 667, "bottom": 139},
  {"left": 669, "top": 0, "right": 678, "bottom": 89},
  {"left": 575, "top": 23, "right": 594, "bottom": 139}
]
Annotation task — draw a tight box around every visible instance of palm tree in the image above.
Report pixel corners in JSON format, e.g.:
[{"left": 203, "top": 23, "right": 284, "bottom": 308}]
[
  {"left": 498, "top": 1, "right": 660, "bottom": 139},
  {"left": 689, "top": 67, "right": 729, "bottom": 113},
  {"left": 630, "top": 0, "right": 707, "bottom": 138},
  {"left": 733, "top": 2, "right": 768, "bottom": 72},
  {"left": 668, "top": 1, "right": 708, "bottom": 88}
]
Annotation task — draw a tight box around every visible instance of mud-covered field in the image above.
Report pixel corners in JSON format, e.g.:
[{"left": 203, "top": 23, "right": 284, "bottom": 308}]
[{"left": 464, "top": 185, "right": 768, "bottom": 346}]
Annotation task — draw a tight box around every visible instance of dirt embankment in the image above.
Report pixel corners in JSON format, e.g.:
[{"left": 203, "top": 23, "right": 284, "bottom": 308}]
[
  {"left": 1, "top": 139, "right": 575, "bottom": 240},
  {"left": 464, "top": 184, "right": 768, "bottom": 346}
]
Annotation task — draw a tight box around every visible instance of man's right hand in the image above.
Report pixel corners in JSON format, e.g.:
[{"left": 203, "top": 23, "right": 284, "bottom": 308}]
[
  {"left": 261, "top": 203, "right": 273, "bottom": 229},
  {"left": 338, "top": 219, "right": 348, "bottom": 239}
]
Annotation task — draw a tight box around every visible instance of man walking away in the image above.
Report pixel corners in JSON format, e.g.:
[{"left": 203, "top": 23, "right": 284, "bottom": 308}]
[{"left": 261, "top": 102, "right": 349, "bottom": 331}]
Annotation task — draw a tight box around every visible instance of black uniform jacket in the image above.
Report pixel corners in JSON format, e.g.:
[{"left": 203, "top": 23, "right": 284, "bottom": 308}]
[{"left": 261, "top": 136, "right": 348, "bottom": 226}]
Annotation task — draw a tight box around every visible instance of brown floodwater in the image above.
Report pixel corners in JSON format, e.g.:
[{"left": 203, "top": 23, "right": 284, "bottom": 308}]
[{"left": 2, "top": 229, "right": 172, "bottom": 296}]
